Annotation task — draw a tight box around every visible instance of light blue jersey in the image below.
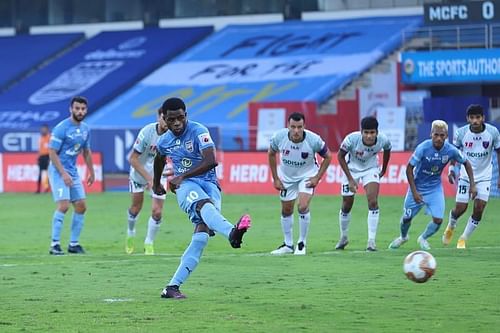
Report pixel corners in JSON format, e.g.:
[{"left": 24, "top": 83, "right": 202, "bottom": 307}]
[
  {"left": 48, "top": 118, "right": 91, "bottom": 202},
  {"left": 156, "top": 121, "right": 219, "bottom": 223},
  {"left": 403, "top": 140, "right": 467, "bottom": 219},
  {"left": 49, "top": 118, "right": 91, "bottom": 178},
  {"left": 409, "top": 140, "right": 466, "bottom": 193}
]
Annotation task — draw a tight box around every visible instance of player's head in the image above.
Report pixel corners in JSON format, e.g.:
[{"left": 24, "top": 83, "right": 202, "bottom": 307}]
[
  {"left": 361, "top": 116, "right": 378, "bottom": 146},
  {"left": 40, "top": 124, "right": 49, "bottom": 135},
  {"left": 70, "top": 96, "right": 88, "bottom": 122},
  {"left": 466, "top": 104, "right": 485, "bottom": 131},
  {"left": 161, "top": 97, "right": 187, "bottom": 136},
  {"left": 287, "top": 112, "right": 305, "bottom": 143},
  {"left": 156, "top": 107, "right": 168, "bottom": 133},
  {"left": 430, "top": 120, "right": 448, "bottom": 149}
]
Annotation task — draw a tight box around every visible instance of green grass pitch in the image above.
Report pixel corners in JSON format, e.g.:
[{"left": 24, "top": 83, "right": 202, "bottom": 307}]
[{"left": 1, "top": 192, "right": 499, "bottom": 332}]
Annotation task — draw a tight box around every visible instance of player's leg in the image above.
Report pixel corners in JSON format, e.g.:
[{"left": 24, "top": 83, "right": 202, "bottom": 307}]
[
  {"left": 294, "top": 180, "right": 314, "bottom": 255},
  {"left": 161, "top": 223, "right": 210, "bottom": 299},
  {"left": 363, "top": 170, "right": 381, "bottom": 251},
  {"left": 126, "top": 181, "right": 145, "bottom": 254},
  {"left": 144, "top": 192, "right": 166, "bottom": 255},
  {"left": 36, "top": 157, "right": 43, "bottom": 193},
  {"left": 443, "top": 180, "right": 469, "bottom": 245},
  {"left": 67, "top": 179, "right": 87, "bottom": 254},
  {"left": 457, "top": 181, "right": 490, "bottom": 248},
  {"left": 389, "top": 190, "right": 422, "bottom": 249},
  {"left": 271, "top": 183, "right": 296, "bottom": 255},
  {"left": 336, "top": 175, "right": 356, "bottom": 250},
  {"left": 48, "top": 167, "right": 70, "bottom": 255},
  {"left": 418, "top": 189, "right": 445, "bottom": 250}
]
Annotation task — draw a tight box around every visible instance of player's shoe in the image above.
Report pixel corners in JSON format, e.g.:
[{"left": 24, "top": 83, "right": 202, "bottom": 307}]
[
  {"left": 417, "top": 235, "right": 431, "bottom": 251},
  {"left": 49, "top": 244, "right": 64, "bottom": 255},
  {"left": 229, "top": 214, "right": 252, "bottom": 248},
  {"left": 388, "top": 236, "right": 409, "bottom": 249},
  {"left": 366, "top": 239, "right": 377, "bottom": 252},
  {"left": 125, "top": 235, "right": 135, "bottom": 254},
  {"left": 442, "top": 226, "right": 455, "bottom": 246},
  {"left": 294, "top": 242, "right": 306, "bottom": 255},
  {"left": 456, "top": 237, "right": 466, "bottom": 249},
  {"left": 335, "top": 237, "right": 349, "bottom": 250},
  {"left": 270, "top": 243, "right": 294, "bottom": 255},
  {"left": 144, "top": 243, "right": 155, "bottom": 255},
  {"left": 67, "top": 244, "right": 85, "bottom": 254},
  {"left": 161, "top": 285, "right": 186, "bottom": 299}
]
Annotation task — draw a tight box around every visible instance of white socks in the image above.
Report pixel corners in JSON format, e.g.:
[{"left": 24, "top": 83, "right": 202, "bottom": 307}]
[{"left": 280, "top": 215, "right": 294, "bottom": 247}]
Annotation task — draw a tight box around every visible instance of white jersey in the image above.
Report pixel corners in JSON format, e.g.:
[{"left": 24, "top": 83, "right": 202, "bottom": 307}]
[
  {"left": 340, "top": 131, "right": 392, "bottom": 173},
  {"left": 453, "top": 123, "right": 500, "bottom": 182},
  {"left": 129, "top": 122, "right": 161, "bottom": 184},
  {"left": 270, "top": 128, "right": 327, "bottom": 183}
]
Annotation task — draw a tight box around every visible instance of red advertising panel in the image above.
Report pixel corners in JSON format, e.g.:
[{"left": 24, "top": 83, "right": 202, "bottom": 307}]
[
  {"left": 1, "top": 152, "right": 103, "bottom": 193},
  {"left": 218, "top": 152, "right": 456, "bottom": 197}
]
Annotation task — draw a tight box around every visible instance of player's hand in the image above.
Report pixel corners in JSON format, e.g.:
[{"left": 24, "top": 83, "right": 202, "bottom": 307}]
[
  {"left": 62, "top": 172, "right": 73, "bottom": 186},
  {"left": 306, "top": 176, "right": 319, "bottom": 188},
  {"left": 448, "top": 171, "right": 456, "bottom": 184},
  {"left": 153, "top": 183, "right": 167, "bottom": 196},
  {"left": 87, "top": 173, "right": 95, "bottom": 186},
  {"left": 168, "top": 175, "right": 183, "bottom": 194},
  {"left": 379, "top": 168, "right": 386, "bottom": 178},
  {"left": 413, "top": 191, "right": 424, "bottom": 204},
  {"left": 348, "top": 179, "right": 358, "bottom": 193},
  {"left": 273, "top": 178, "right": 285, "bottom": 191},
  {"left": 469, "top": 185, "right": 478, "bottom": 200}
]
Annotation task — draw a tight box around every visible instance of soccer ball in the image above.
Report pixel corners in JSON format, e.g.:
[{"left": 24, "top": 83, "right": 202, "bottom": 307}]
[{"left": 403, "top": 251, "right": 437, "bottom": 283}]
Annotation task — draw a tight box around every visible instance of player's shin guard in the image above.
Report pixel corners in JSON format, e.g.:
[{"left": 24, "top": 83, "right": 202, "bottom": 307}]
[
  {"left": 421, "top": 221, "right": 441, "bottom": 240},
  {"left": 145, "top": 216, "right": 161, "bottom": 244},
  {"left": 169, "top": 232, "right": 209, "bottom": 286},
  {"left": 199, "top": 203, "right": 233, "bottom": 238},
  {"left": 400, "top": 218, "right": 411, "bottom": 239},
  {"left": 281, "top": 214, "right": 294, "bottom": 246},
  {"left": 461, "top": 216, "right": 480, "bottom": 240},
  {"left": 70, "top": 212, "right": 84, "bottom": 244},
  {"left": 298, "top": 211, "right": 310, "bottom": 244},
  {"left": 339, "top": 210, "right": 351, "bottom": 239},
  {"left": 367, "top": 209, "right": 379, "bottom": 241},
  {"left": 51, "top": 211, "right": 65, "bottom": 244}
]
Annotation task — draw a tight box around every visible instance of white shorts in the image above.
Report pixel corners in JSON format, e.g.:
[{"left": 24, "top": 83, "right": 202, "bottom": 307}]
[
  {"left": 455, "top": 178, "right": 491, "bottom": 203},
  {"left": 280, "top": 178, "right": 314, "bottom": 201},
  {"left": 341, "top": 167, "right": 380, "bottom": 196},
  {"left": 129, "top": 177, "right": 167, "bottom": 200}
]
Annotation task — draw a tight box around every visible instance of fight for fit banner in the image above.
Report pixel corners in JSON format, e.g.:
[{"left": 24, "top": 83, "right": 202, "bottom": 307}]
[
  {"left": 0, "top": 152, "right": 103, "bottom": 193},
  {"left": 217, "top": 151, "right": 457, "bottom": 197}
]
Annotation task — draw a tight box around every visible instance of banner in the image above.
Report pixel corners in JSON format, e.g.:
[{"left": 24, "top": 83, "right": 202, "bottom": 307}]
[
  {"left": 377, "top": 106, "right": 406, "bottom": 152},
  {"left": 401, "top": 49, "right": 500, "bottom": 84},
  {"left": 0, "top": 152, "right": 103, "bottom": 193},
  {"left": 424, "top": 1, "right": 500, "bottom": 25},
  {"left": 0, "top": 27, "right": 213, "bottom": 130},
  {"left": 217, "top": 151, "right": 457, "bottom": 197}
]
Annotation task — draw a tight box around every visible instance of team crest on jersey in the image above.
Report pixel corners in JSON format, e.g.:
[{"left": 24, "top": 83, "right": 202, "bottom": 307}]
[
  {"left": 185, "top": 140, "right": 193, "bottom": 152},
  {"left": 441, "top": 155, "right": 449, "bottom": 163},
  {"left": 483, "top": 141, "right": 490, "bottom": 149},
  {"left": 301, "top": 152, "right": 309, "bottom": 159},
  {"left": 198, "top": 133, "right": 213, "bottom": 145}
]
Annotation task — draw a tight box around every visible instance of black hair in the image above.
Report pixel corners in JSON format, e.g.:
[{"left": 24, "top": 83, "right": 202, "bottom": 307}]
[
  {"left": 466, "top": 104, "right": 484, "bottom": 117},
  {"left": 288, "top": 112, "right": 305, "bottom": 123},
  {"left": 361, "top": 116, "right": 378, "bottom": 130},
  {"left": 161, "top": 97, "right": 186, "bottom": 114},
  {"left": 71, "top": 96, "right": 88, "bottom": 106}
]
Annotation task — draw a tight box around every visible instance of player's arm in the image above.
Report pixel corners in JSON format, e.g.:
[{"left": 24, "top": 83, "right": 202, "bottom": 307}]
[
  {"left": 406, "top": 163, "right": 423, "bottom": 204},
  {"left": 307, "top": 146, "right": 332, "bottom": 188},
  {"left": 337, "top": 149, "right": 357, "bottom": 193},
  {"left": 447, "top": 160, "right": 458, "bottom": 184},
  {"left": 129, "top": 150, "right": 153, "bottom": 187},
  {"left": 48, "top": 147, "right": 72, "bottom": 186},
  {"left": 496, "top": 148, "right": 500, "bottom": 188},
  {"left": 82, "top": 147, "right": 95, "bottom": 186},
  {"left": 462, "top": 160, "right": 477, "bottom": 199},
  {"left": 268, "top": 146, "right": 284, "bottom": 191},
  {"left": 168, "top": 147, "right": 218, "bottom": 193},
  {"left": 153, "top": 153, "right": 167, "bottom": 195},
  {"left": 380, "top": 149, "right": 391, "bottom": 177}
]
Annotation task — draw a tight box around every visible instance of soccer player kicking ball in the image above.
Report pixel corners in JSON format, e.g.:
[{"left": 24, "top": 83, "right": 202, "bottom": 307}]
[
  {"left": 389, "top": 120, "right": 477, "bottom": 251},
  {"left": 442, "top": 104, "right": 500, "bottom": 249},
  {"left": 153, "top": 97, "right": 251, "bottom": 299},
  {"left": 268, "top": 112, "right": 332, "bottom": 255},
  {"left": 335, "top": 116, "right": 391, "bottom": 252}
]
